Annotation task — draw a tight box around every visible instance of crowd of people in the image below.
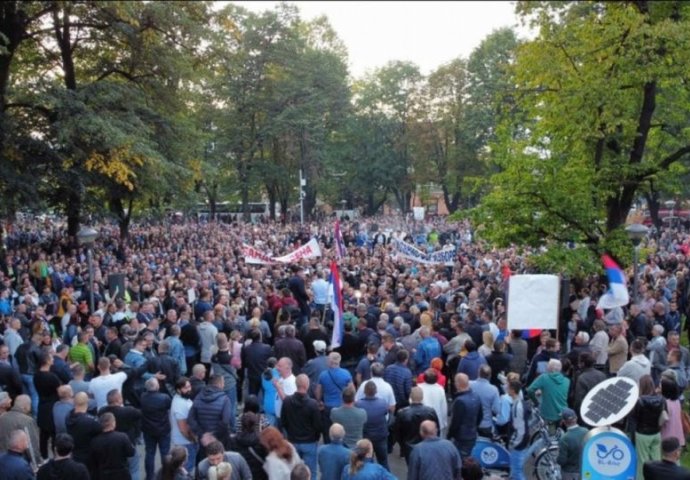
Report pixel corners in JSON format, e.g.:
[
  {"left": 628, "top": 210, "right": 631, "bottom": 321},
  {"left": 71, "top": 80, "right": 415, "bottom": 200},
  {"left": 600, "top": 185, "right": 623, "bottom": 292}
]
[{"left": 0, "top": 215, "right": 690, "bottom": 480}]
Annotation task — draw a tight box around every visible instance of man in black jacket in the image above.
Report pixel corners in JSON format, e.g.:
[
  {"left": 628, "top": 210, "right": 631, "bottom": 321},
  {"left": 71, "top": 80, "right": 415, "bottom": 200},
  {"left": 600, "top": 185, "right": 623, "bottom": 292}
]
[
  {"left": 393, "top": 386, "right": 440, "bottom": 463},
  {"left": 643, "top": 436, "right": 690, "bottom": 480},
  {"left": 288, "top": 265, "right": 310, "bottom": 328},
  {"left": 188, "top": 374, "right": 233, "bottom": 451},
  {"left": 99, "top": 389, "right": 142, "bottom": 480},
  {"left": 242, "top": 329, "right": 273, "bottom": 395},
  {"left": 37, "top": 433, "right": 90, "bottom": 480},
  {"left": 90, "top": 412, "right": 135, "bottom": 480},
  {"left": 140, "top": 378, "right": 171, "bottom": 480},
  {"left": 280, "top": 374, "right": 322, "bottom": 479},
  {"left": 65, "top": 392, "right": 102, "bottom": 467}
]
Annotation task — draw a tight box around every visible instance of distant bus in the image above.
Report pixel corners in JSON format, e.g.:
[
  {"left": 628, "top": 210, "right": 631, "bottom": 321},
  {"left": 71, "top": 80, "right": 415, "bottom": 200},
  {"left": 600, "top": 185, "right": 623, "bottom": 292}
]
[{"left": 196, "top": 202, "right": 273, "bottom": 222}]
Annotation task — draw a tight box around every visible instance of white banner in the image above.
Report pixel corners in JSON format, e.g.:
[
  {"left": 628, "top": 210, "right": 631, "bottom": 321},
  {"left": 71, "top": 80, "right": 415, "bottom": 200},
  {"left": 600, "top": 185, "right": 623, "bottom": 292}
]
[
  {"left": 391, "top": 238, "right": 456, "bottom": 265},
  {"left": 507, "top": 274, "right": 560, "bottom": 330},
  {"left": 242, "top": 238, "right": 322, "bottom": 265}
]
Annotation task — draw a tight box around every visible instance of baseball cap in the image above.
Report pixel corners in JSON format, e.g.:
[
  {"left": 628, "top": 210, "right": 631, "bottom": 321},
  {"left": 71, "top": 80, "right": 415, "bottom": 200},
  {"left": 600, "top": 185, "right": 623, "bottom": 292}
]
[
  {"left": 662, "top": 437, "right": 681, "bottom": 455},
  {"left": 561, "top": 408, "right": 577, "bottom": 422},
  {"left": 313, "top": 340, "right": 327, "bottom": 353}
]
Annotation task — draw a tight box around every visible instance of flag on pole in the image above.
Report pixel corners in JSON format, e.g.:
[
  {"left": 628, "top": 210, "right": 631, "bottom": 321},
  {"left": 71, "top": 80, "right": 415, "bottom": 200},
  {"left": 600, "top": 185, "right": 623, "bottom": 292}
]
[
  {"left": 329, "top": 260, "right": 344, "bottom": 348},
  {"left": 334, "top": 220, "right": 346, "bottom": 259},
  {"left": 598, "top": 254, "right": 629, "bottom": 309}
]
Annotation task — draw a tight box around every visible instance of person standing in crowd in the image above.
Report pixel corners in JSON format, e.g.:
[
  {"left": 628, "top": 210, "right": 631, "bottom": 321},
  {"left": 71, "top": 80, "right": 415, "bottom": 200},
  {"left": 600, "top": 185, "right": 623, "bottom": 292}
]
[
  {"left": 447, "top": 373, "right": 482, "bottom": 459},
  {"left": 456, "top": 340, "right": 486, "bottom": 381},
  {"left": 470, "top": 364, "right": 499, "bottom": 438},
  {"left": 392, "top": 386, "right": 439, "bottom": 464},
  {"left": 259, "top": 427, "right": 302, "bottom": 480},
  {"left": 507, "top": 380, "right": 530, "bottom": 480},
  {"left": 526, "top": 359, "right": 569, "bottom": 432},
  {"left": 99, "top": 388, "right": 143, "bottom": 480},
  {"left": 280, "top": 374, "right": 321, "bottom": 478},
  {"left": 170, "top": 377, "right": 197, "bottom": 474},
  {"left": 414, "top": 326, "right": 441, "bottom": 375},
  {"left": 52, "top": 385, "right": 74, "bottom": 435},
  {"left": 198, "top": 310, "right": 219, "bottom": 375},
  {"left": 407, "top": 420, "right": 461, "bottom": 480},
  {"left": 273, "top": 357, "right": 297, "bottom": 421},
  {"left": 228, "top": 412, "right": 268, "bottom": 480},
  {"left": 630, "top": 374, "right": 667, "bottom": 480},
  {"left": 315, "top": 352, "right": 353, "bottom": 440},
  {"left": 242, "top": 329, "right": 273, "bottom": 396},
  {"left": 573, "top": 352, "right": 606, "bottom": 415},
  {"left": 274, "top": 325, "right": 307, "bottom": 375},
  {"left": 317, "top": 423, "right": 351, "bottom": 480},
  {"left": 341, "top": 439, "right": 395, "bottom": 480},
  {"left": 141, "top": 377, "right": 172, "bottom": 480},
  {"left": 557, "top": 408, "right": 588, "bottom": 480},
  {"left": 330, "top": 387, "right": 367, "bottom": 448},
  {"left": 156, "top": 445, "right": 192, "bottom": 480},
  {"left": 355, "top": 381, "right": 391, "bottom": 471},
  {"left": 288, "top": 266, "right": 311, "bottom": 329},
  {"left": 643, "top": 437, "right": 690, "bottom": 479},
  {"left": 417, "top": 369, "right": 448, "bottom": 436},
  {"left": 589, "top": 319, "right": 609, "bottom": 367},
  {"left": 188, "top": 374, "right": 233, "bottom": 448},
  {"left": 37, "top": 433, "right": 90, "bottom": 480},
  {"left": 90, "top": 412, "right": 136, "bottom": 480},
  {"left": 0, "top": 394, "right": 42, "bottom": 463},
  {"left": 196, "top": 438, "right": 252, "bottom": 480},
  {"left": 302, "top": 340, "right": 329, "bottom": 397},
  {"left": 617, "top": 339, "right": 652, "bottom": 384},
  {"left": 606, "top": 323, "right": 628, "bottom": 376},
  {"left": 383, "top": 349, "right": 413, "bottom": 412},
  {"left": 0, "top": 430, "right": 34, "bottom": 480},
  {"left": 65, "top": 392, "right": 101, "bottom": 467},
  {"left": 89, "top": 356, "right": 128, "bottom": 410},
  {"left": 33, "top": 350, "right": 61, "bottom": 459}
]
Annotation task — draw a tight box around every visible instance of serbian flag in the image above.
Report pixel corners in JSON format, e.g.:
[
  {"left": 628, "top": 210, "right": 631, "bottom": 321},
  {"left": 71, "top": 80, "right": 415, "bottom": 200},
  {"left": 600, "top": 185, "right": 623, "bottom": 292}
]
[
  {"left": 329, "top": 260, "right": 344, "bottom": 348},
  {"left": 334, "top": 220, "right": 346, "bottom": 259},
  {"left": 597, "top": 254, "right": 629, "bottom": 309}
]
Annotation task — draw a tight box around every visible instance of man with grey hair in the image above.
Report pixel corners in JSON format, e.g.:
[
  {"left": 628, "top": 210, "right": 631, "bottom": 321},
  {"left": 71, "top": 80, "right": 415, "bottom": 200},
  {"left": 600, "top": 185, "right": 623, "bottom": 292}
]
[
  {"left": 526, "top": 358, "right": 570, "bottom": 431},
  {"left": 0, "top": 429, "right": 33, "bottom": 478},
  {"left": 355, "top": 362, "right": 395, "bottom": 412},
  {"left": 408, "top": 420, "right": 461, "bottom": 480},
  {"left": 140, "top": 377, "right": 172, "bottom": 480},
  {"left": 166, "top": 323, "right": 187, "bottom": 375},
  {"left": 315, "top": 352, "right": 354, "bottom": 442},
  {"left": 0, "top": 394, "right": 41, "bottom": 463},
  {"left": 317, "top": 423, "right": 351, "bottom": 480},
  {"left": 274, "top": 324, "right": 307, "bottom": 374}
]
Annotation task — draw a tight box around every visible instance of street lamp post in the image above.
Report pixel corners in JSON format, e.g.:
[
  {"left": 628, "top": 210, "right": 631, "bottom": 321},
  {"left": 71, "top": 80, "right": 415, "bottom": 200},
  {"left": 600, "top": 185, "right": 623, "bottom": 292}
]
[
  {"left": 77, "top": 226, "right": 98, "bottom": 313},
  {"left": 625, "top": 223, "right": 648, "bottom": 305}
]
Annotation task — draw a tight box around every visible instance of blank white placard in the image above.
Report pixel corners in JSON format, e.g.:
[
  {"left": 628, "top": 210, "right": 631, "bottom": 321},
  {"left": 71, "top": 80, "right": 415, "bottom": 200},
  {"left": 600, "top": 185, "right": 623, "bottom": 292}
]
[{"left": 507, "top": 274, "right": 560, "bottom": 330}]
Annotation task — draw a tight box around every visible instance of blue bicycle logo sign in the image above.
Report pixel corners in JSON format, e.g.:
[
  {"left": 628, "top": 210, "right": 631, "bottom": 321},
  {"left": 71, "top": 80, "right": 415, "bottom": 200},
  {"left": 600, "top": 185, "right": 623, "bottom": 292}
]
[{"left": 596, "top": 444, "right": 625, "bottom": 461}]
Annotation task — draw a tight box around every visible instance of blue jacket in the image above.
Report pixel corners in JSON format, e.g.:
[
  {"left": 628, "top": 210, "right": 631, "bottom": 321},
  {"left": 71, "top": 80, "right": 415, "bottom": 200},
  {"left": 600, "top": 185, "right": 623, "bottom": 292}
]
[
  {"left": 341, "top": 459, "right": 396, "bottom": 480},
  {"left": 457, "top": 351, "right": 487, "bottom": 380},
  {"left": 414, "top": 337, "right": 441, "bottom": 374},
  {"left": 0, "top": 450, "right": 34, "bottom": 480},
  {"left": 447, "top": 389, "right": 482, "bottom": 443},
  {"left": 188, "top": 385, "right": 232, "bottom": 441},
  {"left": 318, "top": 441, "right": 350, "bottom": 480},
  {"left": 470, "top": 378, "right": 500, "bottom": 430},
  {"left": 408, "top": 437, "right": 461, "bottom": 480}
]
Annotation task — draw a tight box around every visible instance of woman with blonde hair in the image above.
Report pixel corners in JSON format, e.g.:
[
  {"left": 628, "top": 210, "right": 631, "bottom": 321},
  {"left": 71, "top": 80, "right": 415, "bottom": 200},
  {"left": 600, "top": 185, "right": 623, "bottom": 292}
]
[
  {"left": 478, "top": 330, "right": 495, "bottom": 358},
  {"left": 207, "top": 462, "right": 233, "bottom": 480},
  {"left": 341, "top": 439, "right": 395, "bottom": 480},
  {"left": 260, "top": 426, "right": 301, "bottom": 479}
]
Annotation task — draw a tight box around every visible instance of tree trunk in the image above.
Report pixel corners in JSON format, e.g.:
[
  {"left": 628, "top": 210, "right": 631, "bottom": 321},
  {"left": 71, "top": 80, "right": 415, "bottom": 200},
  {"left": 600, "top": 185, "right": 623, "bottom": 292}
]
[
  {"left": 442, "top": 185, "right": 461, "bottom": 214},
  {"left": 66, "top": 189, "right": 81, "bottom": 238},
  {"left": 644, "top": 190, "right": 662, "bottom": 230}
]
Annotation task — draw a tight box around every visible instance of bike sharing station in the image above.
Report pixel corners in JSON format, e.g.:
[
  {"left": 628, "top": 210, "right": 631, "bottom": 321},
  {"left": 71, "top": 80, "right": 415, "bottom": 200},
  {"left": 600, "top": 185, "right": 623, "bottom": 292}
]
[
  {"left": 472, "top": 275, "right": 562, "bottom": 479},
  {"left": 579, "top": 376, "right": 639, "bottom": 480}
]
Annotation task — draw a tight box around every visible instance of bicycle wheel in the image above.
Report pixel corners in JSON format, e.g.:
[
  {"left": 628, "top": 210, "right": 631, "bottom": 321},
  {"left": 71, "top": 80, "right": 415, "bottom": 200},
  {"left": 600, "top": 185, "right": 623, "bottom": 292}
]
[{"left": 534, "top": 445, "right": 561, "bottom": 480}]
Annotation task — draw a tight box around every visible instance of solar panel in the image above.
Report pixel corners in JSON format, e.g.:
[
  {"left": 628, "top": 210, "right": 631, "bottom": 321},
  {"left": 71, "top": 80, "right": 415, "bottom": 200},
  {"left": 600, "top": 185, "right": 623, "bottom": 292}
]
[{"left": 579, "top": 376, "right": 639, "bottom": 428}]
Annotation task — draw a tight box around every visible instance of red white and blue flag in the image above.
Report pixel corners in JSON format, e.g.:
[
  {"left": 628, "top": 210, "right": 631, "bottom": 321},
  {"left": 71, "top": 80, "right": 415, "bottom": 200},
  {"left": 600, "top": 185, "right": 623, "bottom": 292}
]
[
  {"left": 329, "top": 260, "right": 344, "bottom": 348},
  {"left": 334, "top": 220, "right": 346, "bottom": 259},
  {"left": 597, "top": 254, "right": 629, "bottom": 309}
]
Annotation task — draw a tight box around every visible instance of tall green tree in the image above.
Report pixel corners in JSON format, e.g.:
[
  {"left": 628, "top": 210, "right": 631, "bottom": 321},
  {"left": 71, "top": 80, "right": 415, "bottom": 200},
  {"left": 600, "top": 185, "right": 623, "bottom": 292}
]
[{"left": 476, "top": 1, "right": 690, "bottom": 273}]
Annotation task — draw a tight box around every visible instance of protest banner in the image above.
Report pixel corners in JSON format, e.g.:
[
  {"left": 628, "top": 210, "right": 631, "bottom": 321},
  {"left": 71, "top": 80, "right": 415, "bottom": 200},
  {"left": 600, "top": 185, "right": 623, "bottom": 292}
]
[
  {"left": 391, "top": 238, "right": 456, "bottom": 265},
  {"left": 242, "top": 238, "right": 322, "bottom": 265},
  {"left": 507, "top": 274, "right": 560, "bottom": 330}
]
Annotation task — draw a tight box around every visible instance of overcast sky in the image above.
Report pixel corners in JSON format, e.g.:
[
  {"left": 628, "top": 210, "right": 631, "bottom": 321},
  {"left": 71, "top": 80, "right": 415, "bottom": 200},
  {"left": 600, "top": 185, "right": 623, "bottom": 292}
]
[{"left": 231, "top": 1, "right": 521, "bottom": 78}]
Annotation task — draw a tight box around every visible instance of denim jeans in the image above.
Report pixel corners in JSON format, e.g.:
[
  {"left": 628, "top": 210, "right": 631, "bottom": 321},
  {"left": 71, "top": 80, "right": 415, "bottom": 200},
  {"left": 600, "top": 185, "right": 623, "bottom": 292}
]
[
  {"left": 143, "top": 432, "right": 171, "bottom": 480},
  {"left": 370, "top": 437, "right": 389, "bottom": 471},
  {"left": 294, "top": 442, "right": 318, "bottom": 479},
  {"left": 21, "top": 374, "right": 38, "bottom": 415},
  {"left": 181, "top": 443, "right": 197, "bottom": 474},
  {"left": 509, "top": 447, "right": 529, "bottom": 480},
  {"left": 128, "top": 447, "right": 141, "bottom": 480},
  {"left": 225, "top": 384, "right": 237, "bottom": 433}
]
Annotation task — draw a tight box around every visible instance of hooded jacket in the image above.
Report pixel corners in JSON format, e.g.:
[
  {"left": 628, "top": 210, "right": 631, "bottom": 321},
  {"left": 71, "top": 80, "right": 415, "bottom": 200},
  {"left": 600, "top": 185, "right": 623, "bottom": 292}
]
[
  {"left": 617, "top": 354, "right": 652, "bottom": 384},
  {"left": 188, "top": 385, "right": 232, "bottom": 441},
  {"left": 526, "top": 371, "right": 570, "bottom": 422}
]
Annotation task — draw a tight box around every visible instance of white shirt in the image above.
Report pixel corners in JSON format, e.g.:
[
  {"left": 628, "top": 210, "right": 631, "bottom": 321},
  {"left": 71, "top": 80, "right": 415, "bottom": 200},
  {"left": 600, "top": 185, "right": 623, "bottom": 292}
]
[
  {"left": 170, "top": 394, "right": 193, "bottom": 445},
  {"left": 354, "top": 376, "right": 396, "bottom": 409},
  {"left": 590, "top": 330, "right": 609, "bottom": 365},
  {"left": 311, "top": 278, "right": 330, "bottom": 305},
  {"left": 275, "top": 374, "right": 297, "bottom": 418},
  {"left": 88, "top": 371, "right": 127, "bottom": 410},
  {"left": 418, "top": 382, "right": 448, "bottom": 432}
]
